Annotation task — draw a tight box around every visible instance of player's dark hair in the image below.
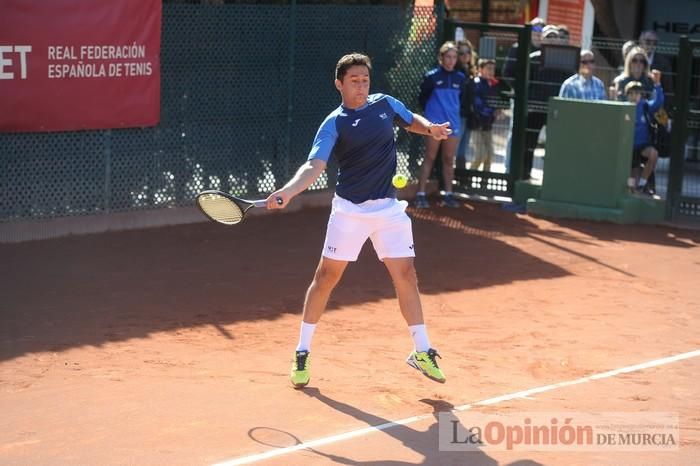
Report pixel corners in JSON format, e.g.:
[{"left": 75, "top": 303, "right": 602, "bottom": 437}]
[{"left": 335, "top": 53, "right": 372, "bottom": 82}]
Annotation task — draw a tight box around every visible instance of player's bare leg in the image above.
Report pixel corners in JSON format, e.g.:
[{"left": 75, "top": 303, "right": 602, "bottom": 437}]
[
  {"left": 383, "top": 257, "right": 423, "bottom": 325},
  {"left": 384, "top": 257, "right": 446, "bottom": 383},
  {"left": 291, "top": 256, "right": 347, "bottom": 388},
  {"left": 302, "top": 256, "right": 348, "bottom": 324}
]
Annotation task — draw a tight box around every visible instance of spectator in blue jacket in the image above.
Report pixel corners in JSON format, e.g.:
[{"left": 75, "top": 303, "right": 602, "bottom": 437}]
[
  {"left": 415, "top": 41, "right": 466, "bottom": 209},
  {"left": 626, "top": 70, "right": 664, "bottom": 194}
]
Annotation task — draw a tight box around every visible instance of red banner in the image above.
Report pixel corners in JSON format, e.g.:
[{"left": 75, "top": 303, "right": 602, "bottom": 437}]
[{"left": 0, "top": 0, "right": 161, "bottom": 132}]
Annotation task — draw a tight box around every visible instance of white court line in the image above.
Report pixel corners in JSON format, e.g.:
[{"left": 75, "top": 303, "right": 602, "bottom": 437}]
[{"left": 213, "top": 349, "right": 700, "bottom": 466}]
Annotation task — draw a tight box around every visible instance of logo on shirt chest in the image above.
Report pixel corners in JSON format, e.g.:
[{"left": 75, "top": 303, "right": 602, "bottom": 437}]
[
  {"left": 351, "top": 118, "right": 361, "bottom": 127},
  {"left": 379, "top": 113, "right": 388, "bottom": 120}
]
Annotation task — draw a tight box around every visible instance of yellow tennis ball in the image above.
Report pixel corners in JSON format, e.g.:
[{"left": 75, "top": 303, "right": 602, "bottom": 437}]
[{"left": 392, "top": 174, "right": 408, "bottom": 189}]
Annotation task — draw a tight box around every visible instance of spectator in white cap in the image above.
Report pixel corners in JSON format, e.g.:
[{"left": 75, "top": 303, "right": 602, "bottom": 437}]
[{"left": 502, "top": 17, "right": 545, "bottom": 82}]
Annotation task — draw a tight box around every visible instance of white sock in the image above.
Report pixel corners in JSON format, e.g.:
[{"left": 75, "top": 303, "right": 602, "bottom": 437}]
[
  {"left": 296, "top": 321, "right": 316, "bottom": 352},
  {"left": 408, "top": 324, "right": 431, "bottom": 352}
]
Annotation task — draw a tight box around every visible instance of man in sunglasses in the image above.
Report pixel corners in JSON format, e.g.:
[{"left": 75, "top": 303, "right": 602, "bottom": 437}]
[
  {"left": 559, "top": 50, "right": 606, "bottom": 101},
  {"left": 639, "top": 30, "right": 673, "bottom": 101}
]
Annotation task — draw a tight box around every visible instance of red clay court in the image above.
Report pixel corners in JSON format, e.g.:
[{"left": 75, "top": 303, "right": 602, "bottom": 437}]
[{"left": 1, "top": 203, "right": 699, "bottom": 465}]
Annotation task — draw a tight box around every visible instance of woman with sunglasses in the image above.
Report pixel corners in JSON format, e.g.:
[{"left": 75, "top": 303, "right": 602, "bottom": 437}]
[
  {"left": 456, "top": 40, "right": 476, "bottom": 170},
  {"left": 613, "top": 46, "right": 655, "bottom": 102},
  {"left": 613, "top": 46, "right": 662, "bottom": 193}
]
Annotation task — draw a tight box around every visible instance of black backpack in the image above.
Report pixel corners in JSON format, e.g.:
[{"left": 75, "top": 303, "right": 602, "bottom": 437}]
[{"left": 644, "top": 103, "right": 670, "bottom": 158}]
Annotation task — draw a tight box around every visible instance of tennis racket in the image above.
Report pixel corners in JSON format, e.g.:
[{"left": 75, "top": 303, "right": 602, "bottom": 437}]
[{"left": 196, "top": 190, "right": 282, "bottom": 225}]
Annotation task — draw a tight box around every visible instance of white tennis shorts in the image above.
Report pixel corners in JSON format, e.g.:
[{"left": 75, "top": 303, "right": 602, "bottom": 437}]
[{"left": 322, "top": 195, "right": 415, "bottom": 262}]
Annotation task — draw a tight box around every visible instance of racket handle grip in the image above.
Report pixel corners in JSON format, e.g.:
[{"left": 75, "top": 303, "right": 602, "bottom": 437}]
[{"left": 254, "top": 197, "right": 284, "bottom": 209}]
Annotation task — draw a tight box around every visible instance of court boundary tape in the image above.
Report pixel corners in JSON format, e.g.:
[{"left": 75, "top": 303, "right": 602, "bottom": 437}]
[{"left": 212, "top": 348, "right": 700, "bottom": 466}]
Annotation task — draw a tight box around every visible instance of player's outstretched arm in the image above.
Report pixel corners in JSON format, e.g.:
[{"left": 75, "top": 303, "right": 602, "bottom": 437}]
[
  {"left": 266, "top": 158, "right": 327, "bottom": 209},
  {"left": 407, "top": 113, "right": 451, "bottom": 140}
]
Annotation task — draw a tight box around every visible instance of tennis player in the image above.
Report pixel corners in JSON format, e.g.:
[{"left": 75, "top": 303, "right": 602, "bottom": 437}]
[{"left": 267, "top": 53, "right": 450, "bottom": 388}]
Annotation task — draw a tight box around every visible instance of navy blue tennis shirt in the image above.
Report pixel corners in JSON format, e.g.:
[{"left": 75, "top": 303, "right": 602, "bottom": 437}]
[{"left": 307, "top": 93, "right": 414, "bottom": 204}]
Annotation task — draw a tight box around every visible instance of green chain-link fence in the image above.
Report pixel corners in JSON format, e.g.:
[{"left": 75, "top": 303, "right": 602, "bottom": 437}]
[
  {"left": 0, "top": 2, "right": 438, "bottom": 223},
  {"left": 667, "top": 37, "right": 700, "bottom": 222}
]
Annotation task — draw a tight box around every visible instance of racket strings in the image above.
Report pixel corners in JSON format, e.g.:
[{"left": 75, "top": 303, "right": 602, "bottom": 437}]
[{"left": 198, "top": 194, "right": 244, "bottom": 224}]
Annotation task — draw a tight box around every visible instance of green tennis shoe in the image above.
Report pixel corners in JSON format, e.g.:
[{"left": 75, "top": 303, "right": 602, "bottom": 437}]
[
  {"left": 406, "top": 348, "right": 446, "bottom": 383},
  {"left": 290, "top": 350, "right": 311, "bottom": 388}
]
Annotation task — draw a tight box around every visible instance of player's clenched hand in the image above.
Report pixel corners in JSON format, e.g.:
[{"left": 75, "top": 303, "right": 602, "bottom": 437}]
[
  {"left": 266, "top": 189, "right": 290, "bottom": 209},
  {"left": 429, "top": 122, "right": 452, "bottom": 140}
]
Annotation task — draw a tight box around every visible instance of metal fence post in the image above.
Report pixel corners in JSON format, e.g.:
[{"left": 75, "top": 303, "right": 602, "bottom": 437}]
[
  {"left": 436, "top": 0, "right": 446, "bottom": 46},
  {"left": 443, "top": 17, "right": 456, "bottom": 44},
  {"left": 103, "top": 129, "right": 112, "bottom": 213},
  {"left": 284, "top": 0, "right": 297, "bottom": 181},
  {"left": 433, "top": 0, "right": 446, "bottom": 191},
  {"left": 480, "top": 0, "right": 489, "bottom": 23},
  {"left": 509, "top": 24, "right": 531, "bottom": 183},
  {"left": 666, "top": 35, "right": 691, "bottom": 221}
]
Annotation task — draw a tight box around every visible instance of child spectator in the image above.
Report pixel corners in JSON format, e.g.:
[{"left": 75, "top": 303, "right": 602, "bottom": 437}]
[
  {"left": 626, "top": 70, "right": 664, "bottom": 195},
  {"left": 616, "top": 47, "right": 660, "bottom": 193}
]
